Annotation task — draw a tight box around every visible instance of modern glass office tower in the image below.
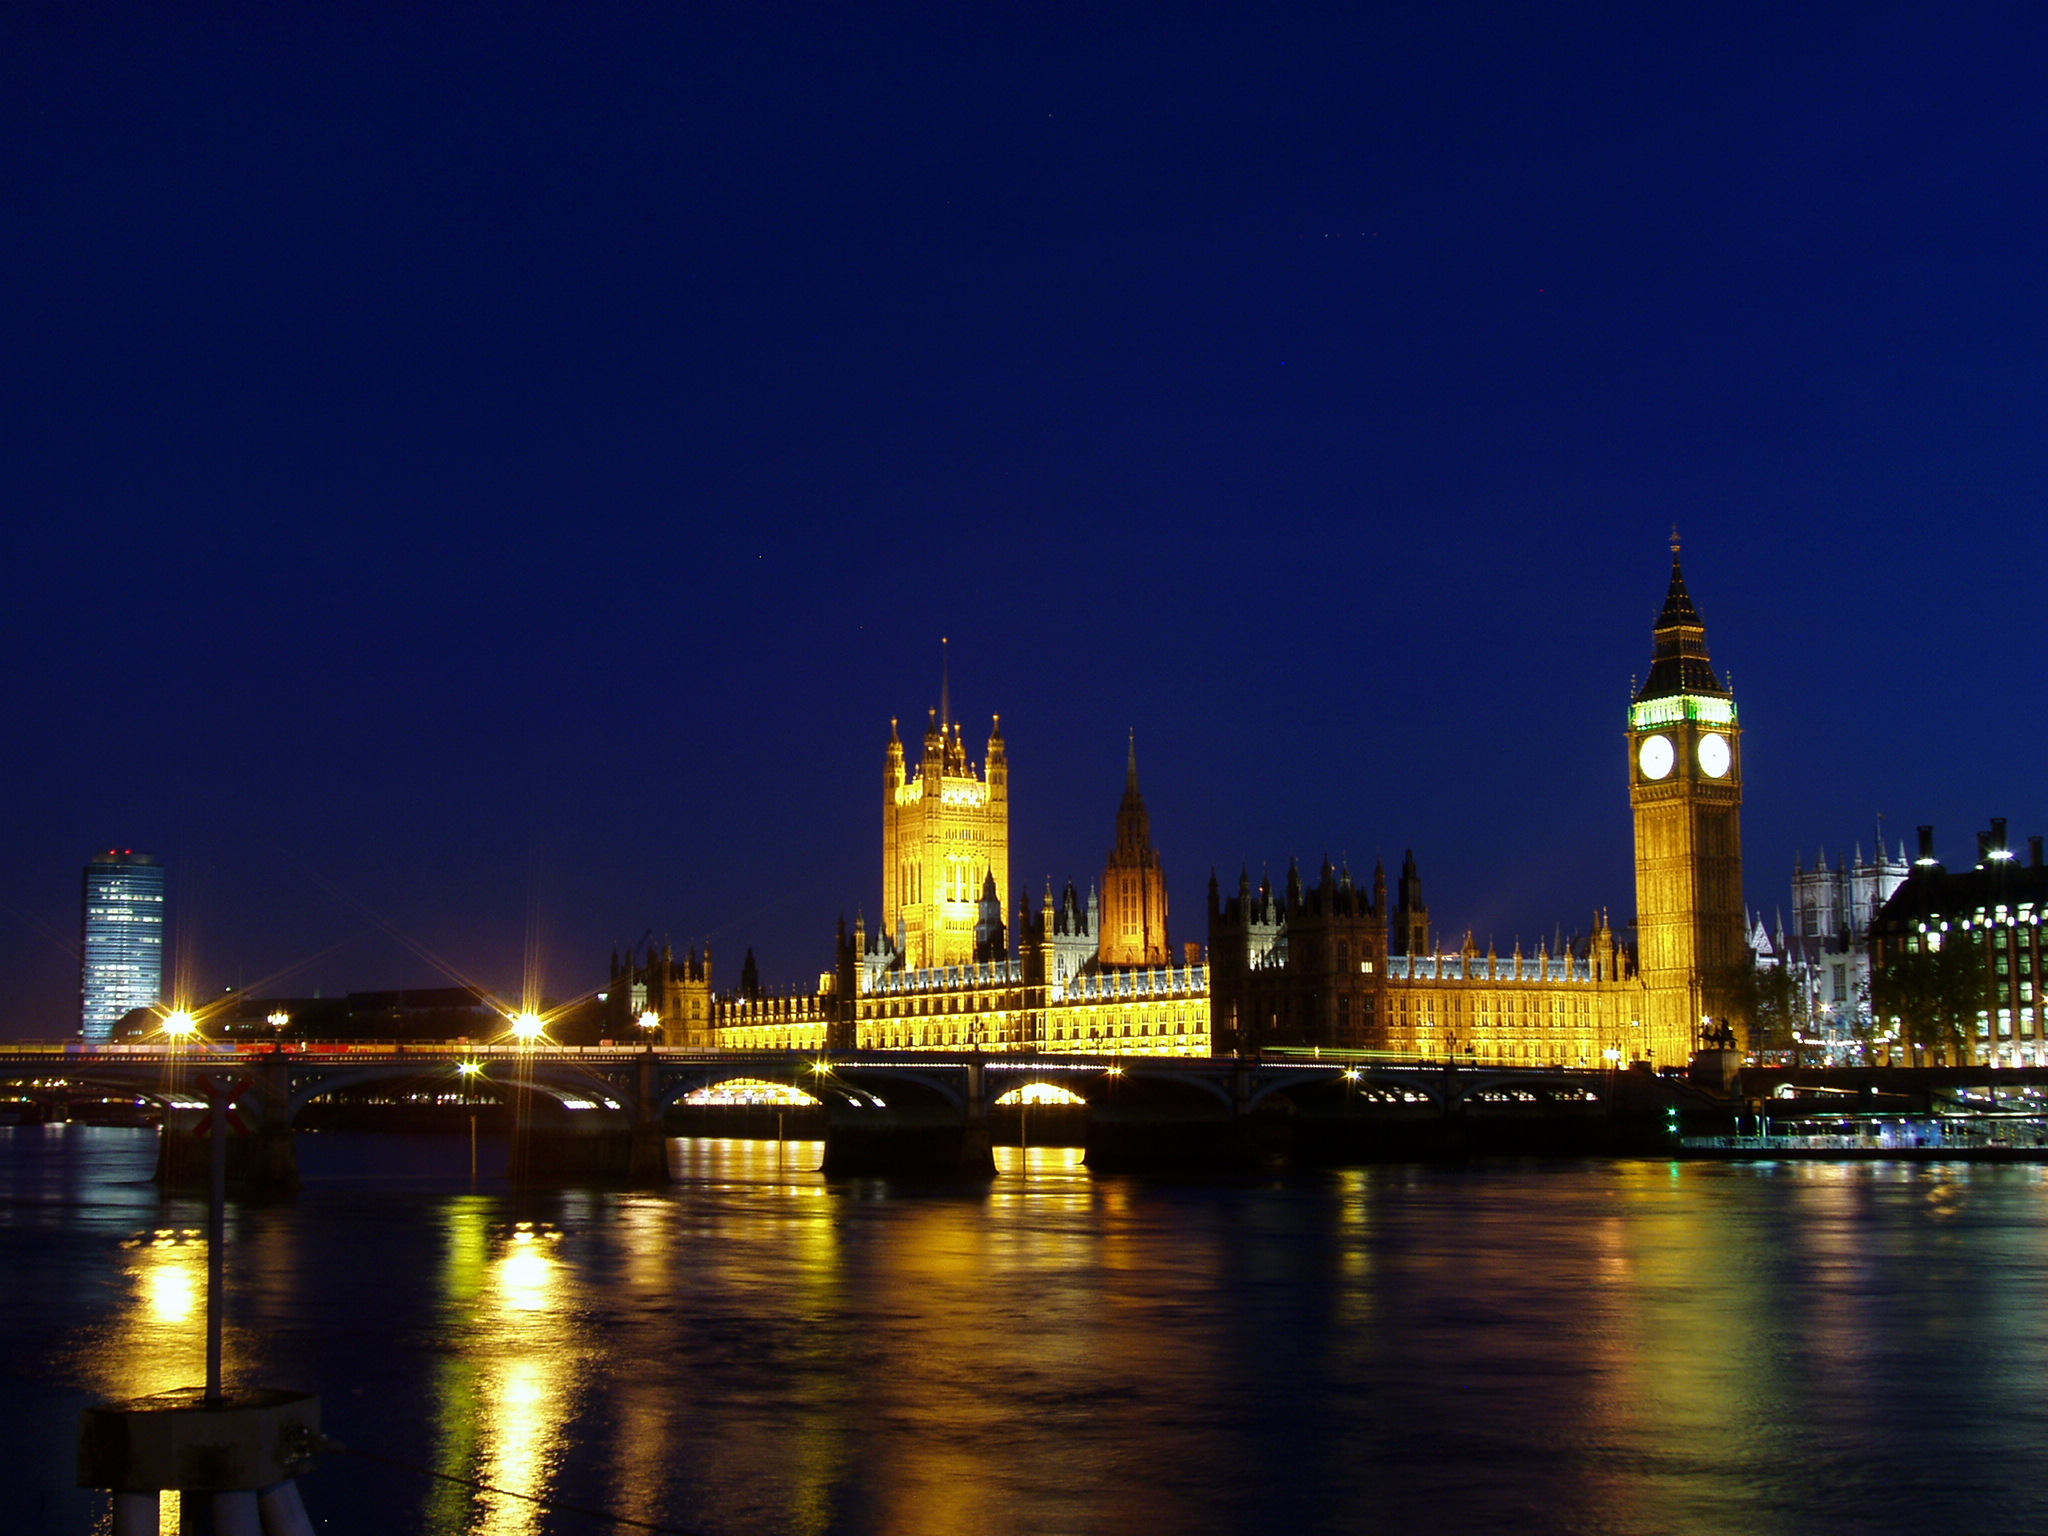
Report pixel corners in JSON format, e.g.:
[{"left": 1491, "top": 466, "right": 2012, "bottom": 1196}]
[{"left": 80, "top": 851, "right": 165, "bottom": 1041}]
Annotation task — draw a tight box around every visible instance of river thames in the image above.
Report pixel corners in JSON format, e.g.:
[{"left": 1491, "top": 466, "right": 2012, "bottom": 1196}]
[{"left": 6, "top": 1128, "right": 2048, "bottom": 1535}]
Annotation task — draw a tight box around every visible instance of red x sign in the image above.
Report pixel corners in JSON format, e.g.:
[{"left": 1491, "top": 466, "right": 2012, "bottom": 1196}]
[{"left": 194, "top": 1073, "right": 253, "bottom": 1138}]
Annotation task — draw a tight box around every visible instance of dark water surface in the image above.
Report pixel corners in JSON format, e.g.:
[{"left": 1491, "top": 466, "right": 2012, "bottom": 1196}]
[{"left": 5, "top": 1127, "right": 2047, "bottom": 1535}]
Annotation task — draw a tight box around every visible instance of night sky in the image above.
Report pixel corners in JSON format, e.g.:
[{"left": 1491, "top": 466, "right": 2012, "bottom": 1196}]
[{"left": 3, "top": 4, "right": 2043, "bottom": 1034}]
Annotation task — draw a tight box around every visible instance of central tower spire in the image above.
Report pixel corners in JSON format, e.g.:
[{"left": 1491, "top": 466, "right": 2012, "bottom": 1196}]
[
  {"left": 1101, "top": 733, "right": 1170, "bottom": 967},
  {"left": 1637, "top": 529, "right": 1726, "bottom": 702}
]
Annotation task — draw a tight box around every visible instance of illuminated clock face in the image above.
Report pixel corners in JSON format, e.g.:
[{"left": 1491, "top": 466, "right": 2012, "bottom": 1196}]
[
  {"left": 1638, "top": 734, "right": 1676, "bottom": 781},
  {"left": 1698, "top": 732, "right": 1731, "bottom": 778}
]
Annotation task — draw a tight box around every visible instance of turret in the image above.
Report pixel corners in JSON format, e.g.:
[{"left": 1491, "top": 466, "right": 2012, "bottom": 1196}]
[
  {"left": 973, "top": 873, "right": 1006, "bottom": 963},
  {"left": 987, "top": 714, "right": 1007, "bottom": 803},
  {"left": 886, "top": 716, "right": 906, "bottom": 793},
  {"left": 1393, "top": 850, "right": 1430, "bottom": 957}
]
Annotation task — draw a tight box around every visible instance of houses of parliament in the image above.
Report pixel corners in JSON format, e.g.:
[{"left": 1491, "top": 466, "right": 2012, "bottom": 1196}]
[{"left": 608, "top": 547, "right": 1747, "bottom": 1068}]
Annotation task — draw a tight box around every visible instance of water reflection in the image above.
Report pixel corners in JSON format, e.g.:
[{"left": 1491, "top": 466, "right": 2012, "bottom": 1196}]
[
  {"left": 429, "top": 1202, "right": 586, "bottom": 1535},
  {"left": 17, "top": 1133, "right": 2048, "bottom": 1535},
  {"left": 83, "top": 1229, "right": 213, "bottom": 1402}
]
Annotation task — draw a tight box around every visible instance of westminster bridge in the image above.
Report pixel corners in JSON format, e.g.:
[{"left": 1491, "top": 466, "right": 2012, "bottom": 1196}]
[{"left": 0, "top": 1043, "right": 1713, "bottom": 1189}]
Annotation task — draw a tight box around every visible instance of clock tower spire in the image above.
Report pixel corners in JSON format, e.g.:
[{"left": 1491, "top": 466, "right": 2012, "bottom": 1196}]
[{"left": 1629, "top": 533, "right": 1746, "bottom": 1063}]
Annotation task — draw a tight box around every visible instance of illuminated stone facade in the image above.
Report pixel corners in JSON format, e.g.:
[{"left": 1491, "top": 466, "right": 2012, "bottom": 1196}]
[
  {"left": 1206, "top": 550, "right": 1732, "bottom": 1069},
  {"left": 705, "top": 743, "right": 1209, "bottom": 1056},
  {"left": 706, "top": 878, "right": 1211, "bottom": 1057},
  {"left": 849, "top": 951, "right": 1210, "bottom": 1056},
  {"left": 1209, "top": 859, "right": 1657, "bottom": 1065},
  {"left": 883, "top": 706, "right": 1009, "bottom": 970},
  {"left": 672, "top": 550, "right": 1736, "bottom": 1070}
]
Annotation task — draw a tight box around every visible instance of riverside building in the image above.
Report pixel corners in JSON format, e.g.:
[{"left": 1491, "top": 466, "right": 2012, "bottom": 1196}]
[
  {"left": 79, "top": 850, "right": 165, "bottom": 1042},
  {"left": 1870, "top": 820, "right": 2048, "bottom": 1066},
  {"left": 1206, "top": 539, "right": 1740, "bottom": 1068},
  {"left": 621, "top": 542, "right": 1748, "bottom": 1068},
  {"left": 706, "top": 725, "right": 1211, "bottom": 1056}
]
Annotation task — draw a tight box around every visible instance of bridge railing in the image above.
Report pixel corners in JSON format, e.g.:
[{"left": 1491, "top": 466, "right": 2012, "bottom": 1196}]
[{"left": 1, "top": 1041, "right": 700, "bottom": 1059}]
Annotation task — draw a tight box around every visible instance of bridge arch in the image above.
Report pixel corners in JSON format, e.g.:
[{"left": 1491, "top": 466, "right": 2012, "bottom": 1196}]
[
  {"left": 992, "top": 1082, "right": 1087, "bottom": 1107},
  {"left": 12, "top": 1066, "right": 195, "bottom": 1114},
  {"left": 658, "top": 1062, "right": 833, "bottom": 1113},
  {"left": 1451, "top": 1072, "right": 1607, "bottom": 1111},
  {"left": 1243, "top": 1070, "right": 1446, "bottom": 1112},
  {"left": 286, "top": 1060, "right": 628, "bottom": 1121}
]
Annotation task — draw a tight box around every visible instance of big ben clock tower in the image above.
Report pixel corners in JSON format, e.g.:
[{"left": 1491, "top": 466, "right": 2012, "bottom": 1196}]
[{"left": 1630, "top": 535, "right": 1746, "bottom": 1063}]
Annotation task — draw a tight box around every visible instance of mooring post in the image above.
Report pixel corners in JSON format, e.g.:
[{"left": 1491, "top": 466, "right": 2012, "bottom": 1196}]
[
  {"left": 82, "top": 1071, "right": 322, "bottom": 1532},
  {"left": 204, "top": 1075, "right": 231, "bottom": 1405}
]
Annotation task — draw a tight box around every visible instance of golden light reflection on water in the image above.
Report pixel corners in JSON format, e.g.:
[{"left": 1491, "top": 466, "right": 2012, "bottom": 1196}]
[
  {"left": 147, "top": 1257, "right": 198, "bottom": 1325},
  {"left": 55, "top": 1140, "right": 2048, "bottom": 1536},
  {"left": 81, "top": 1234, "right": 211, "bottom": 1404},
  {"left": 1581, "top": 1163, "right": 1775, "bottom": 1535},
  {"left": 419, "top": 1200, "right": 588, "bottom": 1536},
  {"left": 599, "top": 1198, "right": 682, "bottom": 1532},
  {"left": 34, "top": 1118, "right": 2048, "bottom": 1536}
]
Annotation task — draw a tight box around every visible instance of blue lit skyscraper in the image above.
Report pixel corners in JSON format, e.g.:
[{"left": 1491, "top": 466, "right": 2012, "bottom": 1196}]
[{"left": 80, "top": 851, "right": 165, "bottom": 1041}]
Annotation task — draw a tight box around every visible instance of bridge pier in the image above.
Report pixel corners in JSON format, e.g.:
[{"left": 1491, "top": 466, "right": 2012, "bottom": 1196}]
[
  {"left": 1084, "top": 1062, "right": 1253, "bottom": 1172},
  {"left": 509, "top": 1121, "right": 671, "bottom": 1185},
  {"left": 154, "top": 1116, "right": 301, "bottom": 1198},
  {"left": 507, "top": 1088, "right": 672, "bottom": 1186},
  {"left": 815, "top": 1060, "right": 996, "bottom": 1178},
  {"left": 821, "top": 1116, "right": 995, "bottom": 1177}
]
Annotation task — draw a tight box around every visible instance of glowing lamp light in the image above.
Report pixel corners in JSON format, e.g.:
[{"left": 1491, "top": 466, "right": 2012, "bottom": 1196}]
[
  {"left": 509, "top": 1012, "right": 545, "bottom": 1041},
  {"left": 162, "top": 1010, "right": 197, "bottom": 1039},
  {"left": 457, "top": 1062, "right": 482, "bottom": 1077},
  {"left": 1602, "top": 1046, "right": 1623, "bottom": 1064},
  {"left": 638, "top": 1011, "right": 660, "bottom": 1032}
]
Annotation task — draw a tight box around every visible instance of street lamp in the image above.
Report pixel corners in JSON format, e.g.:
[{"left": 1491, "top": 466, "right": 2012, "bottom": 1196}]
[
  {"left": 509, "top": 1012, "right": 545, "bottom": 1042},
  {"left": 162, "top": 1009, "right": 196, "bottom": 1041}
]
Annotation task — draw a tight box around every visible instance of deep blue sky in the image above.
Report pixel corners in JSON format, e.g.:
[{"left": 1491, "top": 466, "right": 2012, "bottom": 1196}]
[{"left": 3, "top": 4, "right": 2044, "bottom": 1033}]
